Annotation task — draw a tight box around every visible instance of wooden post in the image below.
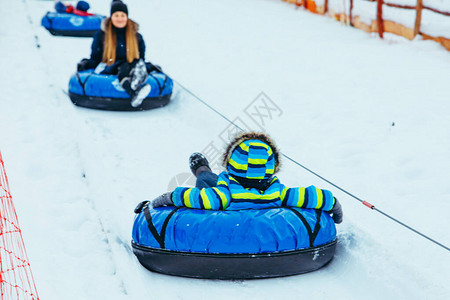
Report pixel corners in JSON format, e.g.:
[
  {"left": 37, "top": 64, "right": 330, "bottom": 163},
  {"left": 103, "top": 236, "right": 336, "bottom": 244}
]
[
  {"left": 349, "top": 0, "right": 354, "bottom": 26},
  {"left": 377, "top": 0, "right": 384, "bottom": 38},
  {"left": 414, "top": 0, "right": 423, "bottom": 37},
  {"left": 324, "top": 0, "right": 328, "bottom": 14}
]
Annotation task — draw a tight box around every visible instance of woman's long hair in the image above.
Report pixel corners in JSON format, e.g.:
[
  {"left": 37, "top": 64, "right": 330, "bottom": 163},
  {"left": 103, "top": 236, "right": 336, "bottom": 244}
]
[{"left": 102, "top": 17, "right": 140, "bottom": 65}]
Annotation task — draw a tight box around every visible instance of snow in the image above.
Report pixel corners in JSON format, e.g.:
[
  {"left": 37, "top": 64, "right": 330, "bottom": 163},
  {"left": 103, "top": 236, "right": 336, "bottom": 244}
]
[
  {"left": 422, "top": 9, "right": 450, "bottom": 36},
  {"left": 387, "top": 0, "right": 416, "bottom": 6},
  {"left": 326, "top": 0, "right": 450, "bottom": 38},
  {"left": 424, "top": 0, "right": 450, "bottom": 11},
  {"left": 328, "top": 0, "right": 351, "bottom": 14},
  {"left": 353, "top": 0, "right": 377, "bottom": 24},
  {"left": 384, "top": 4, "right": 417, "bottom": 28},
  {"left": 315, "top": 0, "right": 327, "bottom": 6},
  {"left": 1, "top": 0, "right": 450, "bottom": 299}
]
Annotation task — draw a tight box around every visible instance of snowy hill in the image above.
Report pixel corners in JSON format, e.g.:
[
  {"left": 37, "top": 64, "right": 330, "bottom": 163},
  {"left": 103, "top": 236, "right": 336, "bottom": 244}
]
[{"left": 0, "top": 0, "right": 449, "bottom": 299}]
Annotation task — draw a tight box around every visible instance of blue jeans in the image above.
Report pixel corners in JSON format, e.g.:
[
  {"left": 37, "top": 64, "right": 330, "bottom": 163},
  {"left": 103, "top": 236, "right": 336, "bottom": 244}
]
[{"left": 196, "top": 171, "right": 218, "bottom": 189}]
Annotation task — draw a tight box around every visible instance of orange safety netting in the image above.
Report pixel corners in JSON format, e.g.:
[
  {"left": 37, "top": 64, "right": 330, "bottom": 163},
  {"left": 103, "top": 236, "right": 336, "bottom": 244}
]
[{"left": 0, "top": 152, "right": 39, "bottom": 300}]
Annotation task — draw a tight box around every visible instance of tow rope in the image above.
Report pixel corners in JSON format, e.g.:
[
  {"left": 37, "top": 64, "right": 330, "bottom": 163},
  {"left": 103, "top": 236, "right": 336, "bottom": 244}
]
[{"left": 164, "top": 73, "right": 449, "bottom": 253}]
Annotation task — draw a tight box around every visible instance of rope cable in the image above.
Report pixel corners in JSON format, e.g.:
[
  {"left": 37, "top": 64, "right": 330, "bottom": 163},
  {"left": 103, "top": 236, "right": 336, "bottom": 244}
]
[{"left": 165, "top": 72, "right": 450, "bottom": 253}]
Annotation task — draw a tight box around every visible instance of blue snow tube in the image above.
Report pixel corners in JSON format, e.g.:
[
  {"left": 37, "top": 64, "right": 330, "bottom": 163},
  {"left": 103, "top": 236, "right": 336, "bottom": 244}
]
[
  {"left": 131, "top": 203, "right": 337, "bottom": 279},
  {"left": 68, "top": 70, "right": 173, "bottom": 111},
  {"left": 41, "top": 12, "right": 104, "bottom": 37}
]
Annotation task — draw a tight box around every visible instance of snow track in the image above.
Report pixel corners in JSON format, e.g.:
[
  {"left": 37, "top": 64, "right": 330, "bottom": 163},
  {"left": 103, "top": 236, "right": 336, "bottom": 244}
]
[{"left": 1, "top": 0, "right": 449, "bottom": 299}]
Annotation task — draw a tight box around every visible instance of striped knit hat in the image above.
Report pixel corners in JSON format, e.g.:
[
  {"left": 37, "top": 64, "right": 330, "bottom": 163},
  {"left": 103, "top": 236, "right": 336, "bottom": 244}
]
[{"left": 222, "top": 132, "right": 280, "bottom": 180}]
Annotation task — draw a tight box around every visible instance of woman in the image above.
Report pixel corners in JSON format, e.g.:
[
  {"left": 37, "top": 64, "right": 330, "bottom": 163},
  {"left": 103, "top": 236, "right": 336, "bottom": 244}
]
[
  {"left": 149, "top": 131, "right": 343, "bottom": 224},
  {"left": 77, "top": 1, "right": 150, "bottom": 107}
]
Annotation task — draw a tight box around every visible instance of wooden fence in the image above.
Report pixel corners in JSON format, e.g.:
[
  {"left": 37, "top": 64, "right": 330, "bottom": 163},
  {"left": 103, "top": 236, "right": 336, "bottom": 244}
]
[{"left": 283, "top": 0, "right": 450, "bottom": 51}]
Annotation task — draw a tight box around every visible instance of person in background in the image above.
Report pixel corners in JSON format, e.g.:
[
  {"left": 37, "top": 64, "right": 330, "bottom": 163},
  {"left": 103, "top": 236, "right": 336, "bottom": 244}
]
[
  {"left": 55, "top": 1, "right": 94, "bottom": 17},
  {"left": 77, "top": 1, "right": 151, "bottom": 107},
  {"left": 150, "top": 131, "right": 343, "bottom": 224}
]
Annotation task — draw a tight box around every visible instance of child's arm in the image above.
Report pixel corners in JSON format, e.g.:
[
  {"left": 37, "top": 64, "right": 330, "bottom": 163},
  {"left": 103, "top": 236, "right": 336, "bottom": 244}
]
[
  {"left": 171, "top": 186, "right": 231, "bottom": 210},
  {"left": 280, "top": 185, "right": 335, "bottom": 211}
]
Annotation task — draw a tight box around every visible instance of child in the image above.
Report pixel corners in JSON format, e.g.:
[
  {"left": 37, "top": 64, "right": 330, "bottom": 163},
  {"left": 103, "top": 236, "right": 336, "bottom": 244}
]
[{"left": 151, "top": 132, "right": 343, "bottom": 224}]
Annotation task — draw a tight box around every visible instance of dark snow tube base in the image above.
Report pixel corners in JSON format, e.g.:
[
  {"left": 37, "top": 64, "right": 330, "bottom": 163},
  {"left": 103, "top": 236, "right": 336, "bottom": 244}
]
[
  {"left": 47, "top": 29, "right": 98, "bottom": 37},
  {"left": 69, "top": 92, "right": 171, "bottom": 111},
  {"left": 131, "top": 240, "right": 337, "bottom": 279}
]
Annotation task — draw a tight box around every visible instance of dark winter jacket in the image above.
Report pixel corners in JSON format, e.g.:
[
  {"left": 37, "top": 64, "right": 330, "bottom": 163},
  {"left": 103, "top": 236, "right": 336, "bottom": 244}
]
[
  {"left": 171, "top": 132, "right": 336, "bottom": 211},
  {"left": 85, "top": 19, "right": 145, "bottom": 72}
]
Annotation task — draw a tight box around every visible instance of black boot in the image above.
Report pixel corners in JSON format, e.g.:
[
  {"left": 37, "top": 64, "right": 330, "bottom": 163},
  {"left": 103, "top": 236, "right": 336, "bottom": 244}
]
[
  {"left": 120, "top": 77, "right": 134, "bottom": 95},
  {"left": 120, "top": 77, "right": 151, "bottom": 108},
  {"left": 189, "top": 153, "right": 211, "bottom": 177},
  {"left": 130, "top": 59, "right": 148, "bottom": 90},
  {"left": 130, "top": 84, "right": 151, "bottom": 107}
]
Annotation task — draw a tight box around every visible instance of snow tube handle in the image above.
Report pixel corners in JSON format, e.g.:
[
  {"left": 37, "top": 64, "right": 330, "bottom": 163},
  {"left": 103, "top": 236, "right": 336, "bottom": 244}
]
[{"left": 134, "top": 200, "right": 150, "bottom": 214}]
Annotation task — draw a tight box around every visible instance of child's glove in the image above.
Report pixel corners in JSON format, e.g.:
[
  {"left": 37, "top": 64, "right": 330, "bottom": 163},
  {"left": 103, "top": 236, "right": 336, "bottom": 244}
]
[
  {"left": 329, "top": 197, "right": 343, "bottom": 224},
  {"left": 151, "top": 192, "right": 173, "bottom": 208},
  {"left": 77, "top": 58, "right": 90, "bottom": 72}
]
